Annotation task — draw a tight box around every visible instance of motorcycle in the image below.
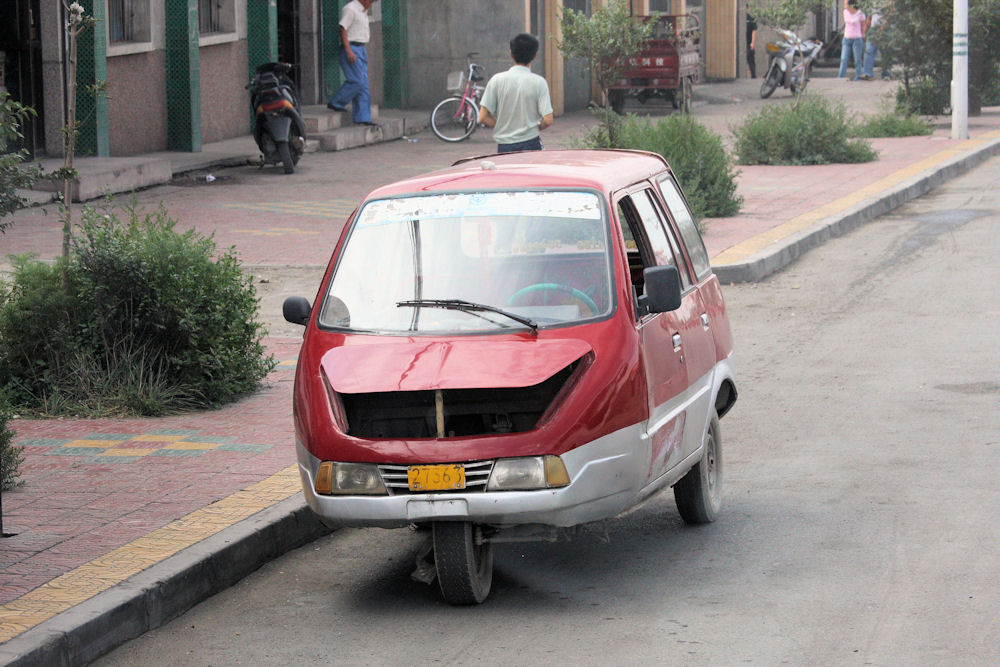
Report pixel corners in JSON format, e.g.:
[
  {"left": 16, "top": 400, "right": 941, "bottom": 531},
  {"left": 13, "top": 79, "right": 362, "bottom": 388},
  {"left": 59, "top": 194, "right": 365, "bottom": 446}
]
[
  {"left": 759, "top": 29, "right": 823, "bottom": 100},
  {"left": 248, "top": 62, "right": 307, "bottom": 174}
]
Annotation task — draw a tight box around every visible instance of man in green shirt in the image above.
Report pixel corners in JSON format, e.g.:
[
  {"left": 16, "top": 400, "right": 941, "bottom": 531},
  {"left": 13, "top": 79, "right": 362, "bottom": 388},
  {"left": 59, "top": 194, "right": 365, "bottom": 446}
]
[{"left": 478, "top": 33, "right": 554, "bottom": 153}]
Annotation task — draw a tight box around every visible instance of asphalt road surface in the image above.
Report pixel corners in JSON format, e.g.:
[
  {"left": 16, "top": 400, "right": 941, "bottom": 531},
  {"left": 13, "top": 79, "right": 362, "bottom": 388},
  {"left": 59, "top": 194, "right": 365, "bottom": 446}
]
[{"left": 97, "top": 156, "right": 1000, "bottom": 665}]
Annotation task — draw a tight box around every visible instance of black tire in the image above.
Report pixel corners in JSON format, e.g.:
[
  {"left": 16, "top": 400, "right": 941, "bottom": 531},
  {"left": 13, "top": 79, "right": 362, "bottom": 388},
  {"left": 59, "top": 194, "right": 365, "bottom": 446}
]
[
  {"left": 433, "top": 521, "right": 493, "bottom": 605},
  {"left": 674, "top": 410, "right": 722, "bottom": 524},
  {"left": 431, "top": 97, "right": 477, "bottom": 142},
  {"left": 760, "top": 63, "right": 780, "bottom": 99},
  {"left": 278, "top": 141, "right": 294, "bottom": 174},
  {"left": 291, "top": 133, "right": 303, "bottom": 166},
  {"left": 608, "top": 90, "right": 626, "bottom": 115}
]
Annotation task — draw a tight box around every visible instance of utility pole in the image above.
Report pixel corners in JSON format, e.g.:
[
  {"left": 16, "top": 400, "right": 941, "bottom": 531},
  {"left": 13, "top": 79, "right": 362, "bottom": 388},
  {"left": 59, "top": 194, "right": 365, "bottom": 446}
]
[{"left": 951, "top": 0, "right": 968, "bottom": 139}]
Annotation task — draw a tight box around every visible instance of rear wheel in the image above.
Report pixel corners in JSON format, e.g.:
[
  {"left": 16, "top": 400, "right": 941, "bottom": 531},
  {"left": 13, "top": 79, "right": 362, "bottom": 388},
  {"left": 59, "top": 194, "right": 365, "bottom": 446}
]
[
  {"left": 674, "top": 410, "right": 723, "bottom": 524},
  {"left": 278, "top": 141, "right": 294, "bottom": 174},
  {"left": 760, "top": 62, "right": 781, "bottom": 99},
  {"left": 433, "top": 521, "right": 493, "bottom": 605},
  {"left": 431, "top": 97, "right": 477, "bottom": 142}
]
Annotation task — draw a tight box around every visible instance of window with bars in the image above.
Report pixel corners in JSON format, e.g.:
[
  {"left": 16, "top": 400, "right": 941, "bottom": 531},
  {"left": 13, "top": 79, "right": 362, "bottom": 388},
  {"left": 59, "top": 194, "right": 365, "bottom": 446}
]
[
  {"left": 199, "top": 0, "right": 220, "bottom": 33},
  {"left": 108, "top": 0, "right": 150, "bottom": 43}
]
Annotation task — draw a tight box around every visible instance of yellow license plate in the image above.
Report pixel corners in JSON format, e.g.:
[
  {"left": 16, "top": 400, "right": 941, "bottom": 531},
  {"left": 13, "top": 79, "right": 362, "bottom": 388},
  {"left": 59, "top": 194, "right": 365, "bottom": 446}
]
[{"left": 408, "top": 464, "right": 466, "bottom": 491}]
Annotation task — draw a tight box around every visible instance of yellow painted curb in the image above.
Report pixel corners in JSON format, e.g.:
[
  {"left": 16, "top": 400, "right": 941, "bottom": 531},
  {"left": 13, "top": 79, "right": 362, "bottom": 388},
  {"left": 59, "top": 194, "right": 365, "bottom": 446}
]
[
  {"left": 713, "top": 130, "right": 1000, "bottom": 267},
  {"left": 0, "top": 466, "right": 301, "bottom": 644}
]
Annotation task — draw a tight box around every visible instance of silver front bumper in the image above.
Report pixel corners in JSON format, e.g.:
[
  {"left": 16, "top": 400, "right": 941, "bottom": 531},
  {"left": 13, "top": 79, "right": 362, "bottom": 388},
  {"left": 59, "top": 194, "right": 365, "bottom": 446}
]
[{"left": 296, "top": 424, "right": 647, "bottom": 529}]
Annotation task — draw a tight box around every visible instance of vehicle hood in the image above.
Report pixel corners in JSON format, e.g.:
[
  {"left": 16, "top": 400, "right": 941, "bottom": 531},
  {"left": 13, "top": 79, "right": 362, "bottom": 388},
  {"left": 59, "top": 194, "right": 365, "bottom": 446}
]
[{"left": 320, "top": 338, "right": 593, "bottom": 393}]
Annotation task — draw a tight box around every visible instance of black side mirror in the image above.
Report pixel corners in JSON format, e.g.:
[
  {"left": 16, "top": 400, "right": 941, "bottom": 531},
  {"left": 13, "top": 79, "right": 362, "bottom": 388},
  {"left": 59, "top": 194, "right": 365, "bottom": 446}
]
[
  {"left": 283, "top": 296, "right": 312, "bottom": 325},
  {"left": 643, "top": 266, "right": 683, "bottom": 313}
]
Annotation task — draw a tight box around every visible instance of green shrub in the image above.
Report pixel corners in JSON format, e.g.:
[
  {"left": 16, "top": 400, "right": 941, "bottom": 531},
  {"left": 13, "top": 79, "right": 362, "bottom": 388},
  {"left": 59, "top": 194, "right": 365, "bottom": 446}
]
[
  {"left": 575, "top": 111, "right": 742, "bottom": 220},
  {"left": 982, "top": 64, "right": 1000, "bottom": 106},
  {"left": 0, "top": 391, "right": 24, "bottom": 491},
  {"left": 0, "top": 200, "right": 275, "bottom": 416},
  {"left": 895, "top": 76, "right": 949, "bottom": 116},
  {"left": 854, "top": 109, "right": 934, "bottom": 138},
  {"left": 732, "top": 96, "right": 878, "bottom": 166}
]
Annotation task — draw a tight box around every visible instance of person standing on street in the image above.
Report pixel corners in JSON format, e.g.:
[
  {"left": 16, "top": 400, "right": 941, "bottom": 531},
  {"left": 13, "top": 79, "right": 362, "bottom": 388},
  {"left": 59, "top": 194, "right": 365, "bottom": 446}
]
[
  {"left": 478, "top": 33, "right": 554, "bottom": 154},
  {"left": 838, "top": 0, "right": 866, "bottom": 80},
  {"left": 327, "top": 0, "right": 376, "bottom": 125},
  {"left": 861, "top": 9, "right": 890, "bottom": 80},
  {"left": 746, "top": 13, "right": 758, "bottom": 78}
]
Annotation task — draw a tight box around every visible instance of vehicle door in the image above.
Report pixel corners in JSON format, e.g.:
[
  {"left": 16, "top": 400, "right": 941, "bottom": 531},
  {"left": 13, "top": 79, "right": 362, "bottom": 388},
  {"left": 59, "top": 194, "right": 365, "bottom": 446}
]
[
  {"left": 615, "top": 186, "right": 705, "bottom": 483},
  {"left": 653, "top": 174, "right": 721, "bottom": 456}
]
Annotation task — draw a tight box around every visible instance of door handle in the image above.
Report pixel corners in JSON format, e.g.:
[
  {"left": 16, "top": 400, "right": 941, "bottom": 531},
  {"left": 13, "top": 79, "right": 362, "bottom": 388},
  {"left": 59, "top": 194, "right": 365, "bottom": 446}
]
[
  {"left": 672, "top": 333, "right": 682, "bottom": 350},
  {"left": 700, "top": 313, "right": 710, "bottom": 327}
]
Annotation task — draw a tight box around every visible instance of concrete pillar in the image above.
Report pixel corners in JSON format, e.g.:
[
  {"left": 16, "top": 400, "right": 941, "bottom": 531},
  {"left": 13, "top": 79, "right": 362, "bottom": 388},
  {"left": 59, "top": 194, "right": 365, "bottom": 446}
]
[
  {"left": 40, "top": 2, "right": 66, "bottom": 157},
  {"left": 165, "top": 0, "right": 201, "bottom": 151},
  {"left": 297, "top": 0, "right": 323, "bottom": 104},
  {"left": 75, "top": 0, "right": 110, "bottom": 157},
  {"left": 382, "top": 0, "right": 407, "bottom": 107},
  {"left": 544, "top": 0, "right": 564, "bottom": 116},
  {"left": 248, "top": 0, "right": 280, "bottom": 75}
]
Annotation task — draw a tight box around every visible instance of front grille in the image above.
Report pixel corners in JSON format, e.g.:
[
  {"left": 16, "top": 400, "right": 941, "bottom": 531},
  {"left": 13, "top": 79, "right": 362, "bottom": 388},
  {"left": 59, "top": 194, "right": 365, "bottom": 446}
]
[{"left": 378, "top": 460, "right": 494, "bottom": 496}]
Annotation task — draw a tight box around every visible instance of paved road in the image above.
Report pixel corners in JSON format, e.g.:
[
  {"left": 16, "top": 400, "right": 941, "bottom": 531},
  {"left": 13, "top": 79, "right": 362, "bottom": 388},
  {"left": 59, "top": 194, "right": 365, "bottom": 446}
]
[{"left": 95, "top": 156, "right": 1000, "bottom": 665}]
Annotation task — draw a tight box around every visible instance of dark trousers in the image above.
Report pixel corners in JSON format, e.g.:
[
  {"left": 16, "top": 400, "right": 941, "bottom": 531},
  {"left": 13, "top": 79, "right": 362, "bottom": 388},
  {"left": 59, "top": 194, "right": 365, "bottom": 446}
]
[
  {"left": 497, "top": 136, "right": 543, "bottom": 153},
  {"left": 747, "top": 46, "right": 756, "bottom": 78}
]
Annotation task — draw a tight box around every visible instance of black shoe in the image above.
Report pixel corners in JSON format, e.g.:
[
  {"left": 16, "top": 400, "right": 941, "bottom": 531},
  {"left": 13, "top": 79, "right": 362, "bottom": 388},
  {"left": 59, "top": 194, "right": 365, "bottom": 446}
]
[{"left": 326, "top": 103, "right": 346, "bottom": 112}]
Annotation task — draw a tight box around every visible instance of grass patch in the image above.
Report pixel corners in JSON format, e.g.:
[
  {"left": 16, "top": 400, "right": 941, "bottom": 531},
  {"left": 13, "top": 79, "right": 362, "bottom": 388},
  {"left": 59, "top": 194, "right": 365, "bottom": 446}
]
[
  {"left": 0, "top": 199, "right": 276, "bottom": 417},
  {"left": 732, "top": 96, "right": 878, "bottom": 166},
  {"left": 575, "top": 110, "right": 742, "bottom": 220}
]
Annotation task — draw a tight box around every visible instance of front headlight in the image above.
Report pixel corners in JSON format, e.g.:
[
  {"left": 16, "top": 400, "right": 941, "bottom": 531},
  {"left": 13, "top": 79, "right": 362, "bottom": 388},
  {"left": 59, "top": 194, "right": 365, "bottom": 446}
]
[
  {"left": 487, "top": 456, "right": 570, "bottom": 491},
  {"left": 315, "top": 461, "right": 387, "bottom": 495}
]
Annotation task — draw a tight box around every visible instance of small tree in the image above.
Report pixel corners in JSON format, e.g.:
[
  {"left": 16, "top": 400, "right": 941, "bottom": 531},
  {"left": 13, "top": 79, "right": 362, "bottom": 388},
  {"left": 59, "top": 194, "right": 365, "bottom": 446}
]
[
  {"left": 0, "top": 93, "right": 42, "bottom": 234},
  {"left": 558, "top": 0, "right": 656, "bottom": 140},
  {"left": 748, "top": 0, "right": 824, "bottom": 30},
  {"left": 60, "top": 2, "right": 99, "bottom": 262}
]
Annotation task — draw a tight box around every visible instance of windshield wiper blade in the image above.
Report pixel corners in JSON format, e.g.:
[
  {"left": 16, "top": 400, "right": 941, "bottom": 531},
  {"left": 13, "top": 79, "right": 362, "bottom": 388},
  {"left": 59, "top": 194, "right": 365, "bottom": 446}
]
[{"left": 397, "top": 298, "right": 538, "bottom": 333}]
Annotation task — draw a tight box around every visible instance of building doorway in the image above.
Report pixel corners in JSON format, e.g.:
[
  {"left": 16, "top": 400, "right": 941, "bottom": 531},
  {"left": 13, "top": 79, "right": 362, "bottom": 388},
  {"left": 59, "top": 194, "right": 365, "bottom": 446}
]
[
  {"left": 1, "top": 0, "right": 45, "bottom": 157},
  {"left": 277, "top": 0, "right": 299, "bottom": 83}
]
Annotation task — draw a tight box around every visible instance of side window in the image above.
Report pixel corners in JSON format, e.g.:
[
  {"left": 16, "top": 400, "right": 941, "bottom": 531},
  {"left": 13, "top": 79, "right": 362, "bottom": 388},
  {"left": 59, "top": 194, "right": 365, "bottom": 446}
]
[
  {"left": 657, "top": 175, "right": 711, "bottom": 280},
  {"left": 631, "top": 190, "right": 677, "bottom": 270}
]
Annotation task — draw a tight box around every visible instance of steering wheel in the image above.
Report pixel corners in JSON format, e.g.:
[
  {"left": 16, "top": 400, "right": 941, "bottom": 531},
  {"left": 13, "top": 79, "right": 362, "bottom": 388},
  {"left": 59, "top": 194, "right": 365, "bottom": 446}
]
[{"left": 507, "top": 283, "right": 600, "bottom": 316}]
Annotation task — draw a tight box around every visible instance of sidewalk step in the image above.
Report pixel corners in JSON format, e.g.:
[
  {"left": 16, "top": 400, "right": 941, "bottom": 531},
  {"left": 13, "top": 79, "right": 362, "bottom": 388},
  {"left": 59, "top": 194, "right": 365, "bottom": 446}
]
[
  {"left": 301, "top": 104, "right": 380, "bottom": 134},
  {"left": 310, "top": 112, "right": 429, "bottom": 152}
]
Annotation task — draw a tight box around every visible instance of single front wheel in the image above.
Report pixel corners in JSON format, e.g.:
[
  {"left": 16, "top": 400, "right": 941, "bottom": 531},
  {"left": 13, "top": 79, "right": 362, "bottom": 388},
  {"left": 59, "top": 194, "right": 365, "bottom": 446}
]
[
  {"left": 431, "top": 97, "right": 477, "bottom": 142},
  {"left": 760, "top": 63, "right": 780, "bottom": 99},
  {"left": 674, "top": 410, "right": 723, "bottom": 524},
  {"left": 433, "top": 521, "right": 493, "bottom": 605},
  {"left": 278, "top": 141, "right": 295, "bottom": 174}
]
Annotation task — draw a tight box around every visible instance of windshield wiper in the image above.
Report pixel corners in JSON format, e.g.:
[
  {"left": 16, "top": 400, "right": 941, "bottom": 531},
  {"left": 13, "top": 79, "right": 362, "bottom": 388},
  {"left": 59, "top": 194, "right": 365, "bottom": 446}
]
[{"left": 397, "top": 299, "right": 538, "bottom": 334}]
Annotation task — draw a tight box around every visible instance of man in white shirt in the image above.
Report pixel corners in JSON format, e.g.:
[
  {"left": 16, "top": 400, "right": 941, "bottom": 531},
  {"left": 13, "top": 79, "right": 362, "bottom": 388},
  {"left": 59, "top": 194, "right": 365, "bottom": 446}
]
[
  {"left": 478, "top": 33, "right": 554, "bottom": 153},
  {"left": 327, "top": 0, "right": 376, "bottom": 125}
]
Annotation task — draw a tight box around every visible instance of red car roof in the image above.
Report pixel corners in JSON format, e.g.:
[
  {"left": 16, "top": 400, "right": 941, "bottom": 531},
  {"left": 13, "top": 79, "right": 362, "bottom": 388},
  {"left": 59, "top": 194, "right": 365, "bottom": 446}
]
[{"left": 363, "top": 149, "right": 672, "bottom": 199}]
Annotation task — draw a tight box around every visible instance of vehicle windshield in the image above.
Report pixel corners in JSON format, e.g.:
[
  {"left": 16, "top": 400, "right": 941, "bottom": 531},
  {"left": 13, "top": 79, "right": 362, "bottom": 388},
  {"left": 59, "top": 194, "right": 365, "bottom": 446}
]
[{"left": 319, "top": 190, "right": 613, "bottom": 333}]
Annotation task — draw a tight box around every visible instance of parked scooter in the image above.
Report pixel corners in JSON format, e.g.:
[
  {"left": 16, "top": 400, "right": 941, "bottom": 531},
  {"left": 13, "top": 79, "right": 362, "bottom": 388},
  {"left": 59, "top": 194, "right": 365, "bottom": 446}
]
[
  {"left": 248, "top": 62, "right": 307, "bottom": 174},
  {"left": 759, "top": 29, "right": 823, "bottom": 99}
]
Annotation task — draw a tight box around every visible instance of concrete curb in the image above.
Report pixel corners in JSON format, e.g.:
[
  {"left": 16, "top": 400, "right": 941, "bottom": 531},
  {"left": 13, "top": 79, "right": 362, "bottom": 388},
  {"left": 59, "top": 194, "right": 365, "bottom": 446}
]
[
  {"left": 714, "top": 134, "right": 1000, "bottom": 284},
  {"left": 0, "top": 496, "right": 331, "bottom": 666}
]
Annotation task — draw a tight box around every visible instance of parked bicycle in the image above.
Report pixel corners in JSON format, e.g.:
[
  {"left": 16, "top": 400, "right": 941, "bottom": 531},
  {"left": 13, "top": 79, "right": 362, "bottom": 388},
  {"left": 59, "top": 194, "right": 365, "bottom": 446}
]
[{"left": 430, "top": 53, "right": 486, "bottom": 142}]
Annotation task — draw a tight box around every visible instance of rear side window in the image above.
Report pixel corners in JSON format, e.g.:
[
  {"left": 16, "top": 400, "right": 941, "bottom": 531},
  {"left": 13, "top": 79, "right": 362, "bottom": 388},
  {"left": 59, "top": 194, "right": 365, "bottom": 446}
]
[{"left": 657, "top": 175, "right": 711, "bottom": 280}]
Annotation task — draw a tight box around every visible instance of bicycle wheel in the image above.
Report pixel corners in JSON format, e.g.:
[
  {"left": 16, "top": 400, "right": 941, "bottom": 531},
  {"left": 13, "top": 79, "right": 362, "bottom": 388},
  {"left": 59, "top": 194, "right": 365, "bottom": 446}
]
[{"left": 431, "top": 97, "right": 477, "bottom": 142}]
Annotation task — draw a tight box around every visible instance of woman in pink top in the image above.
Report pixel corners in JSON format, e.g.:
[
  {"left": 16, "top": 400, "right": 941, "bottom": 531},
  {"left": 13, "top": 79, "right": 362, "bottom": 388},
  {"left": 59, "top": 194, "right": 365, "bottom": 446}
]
[{"left": 838, "top": 0, "right": 867, "bottom": 79}]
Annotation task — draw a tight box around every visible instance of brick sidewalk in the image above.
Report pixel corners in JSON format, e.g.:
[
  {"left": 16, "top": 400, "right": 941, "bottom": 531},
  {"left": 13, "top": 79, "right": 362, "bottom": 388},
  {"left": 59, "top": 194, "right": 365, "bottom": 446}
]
[{"left": 2, "top": 78, "right": 999, "bottom": 656}]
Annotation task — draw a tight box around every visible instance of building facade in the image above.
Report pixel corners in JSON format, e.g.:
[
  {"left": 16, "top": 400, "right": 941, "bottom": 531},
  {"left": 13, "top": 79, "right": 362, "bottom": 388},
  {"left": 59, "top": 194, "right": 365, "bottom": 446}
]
[{"left": 1, "top": 0, "right": 740, "bottom": 159}]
